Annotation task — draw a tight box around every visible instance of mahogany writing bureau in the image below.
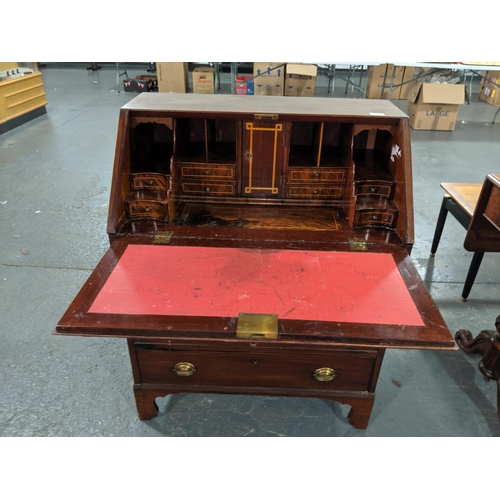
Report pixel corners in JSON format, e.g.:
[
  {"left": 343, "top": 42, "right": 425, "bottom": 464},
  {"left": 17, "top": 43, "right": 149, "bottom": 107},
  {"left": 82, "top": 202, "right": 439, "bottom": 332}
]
[{"left": 55, "top": 94, "right": 455, "bottom": 429}]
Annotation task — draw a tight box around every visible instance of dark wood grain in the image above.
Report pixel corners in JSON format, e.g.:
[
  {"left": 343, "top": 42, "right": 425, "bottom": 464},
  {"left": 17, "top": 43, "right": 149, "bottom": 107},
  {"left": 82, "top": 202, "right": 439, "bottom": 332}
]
[{"left": 55, "top": 94, "right": 456, "bottom": 429}]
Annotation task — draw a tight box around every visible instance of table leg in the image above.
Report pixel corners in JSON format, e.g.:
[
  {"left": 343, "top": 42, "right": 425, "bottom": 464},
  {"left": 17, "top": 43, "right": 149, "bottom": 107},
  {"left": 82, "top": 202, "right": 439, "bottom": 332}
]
[
  {"left": 460, "top": 252, "right": 484, "bottom": 301},
  {"left": 430, "top": 196, "right": 449, "bottom": 256},
  {"left": 325, "top": 393, "right": 375, "bottom": 429},
  {"left": 347, "top": 398, "right": 375, "bottom": 429}
]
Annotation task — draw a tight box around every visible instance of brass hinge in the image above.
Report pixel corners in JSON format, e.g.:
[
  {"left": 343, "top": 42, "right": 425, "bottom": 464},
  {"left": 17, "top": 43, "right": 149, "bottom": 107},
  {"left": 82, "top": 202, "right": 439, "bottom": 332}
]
[
  {"left": 236, "top": 313, "right": 278, "bottom": 339},
  {"left": 153, "top": 231, "right": 174, "bottom": 244},
  {"left": 254, "top": 113, "right": 278, "bottom": 120}
]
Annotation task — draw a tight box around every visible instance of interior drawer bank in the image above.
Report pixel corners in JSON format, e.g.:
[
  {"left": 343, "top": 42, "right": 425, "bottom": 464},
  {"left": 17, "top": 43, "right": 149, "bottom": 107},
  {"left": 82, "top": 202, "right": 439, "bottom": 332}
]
[{"left": 131, "top": 341, "right": 380, "bottom": 392}]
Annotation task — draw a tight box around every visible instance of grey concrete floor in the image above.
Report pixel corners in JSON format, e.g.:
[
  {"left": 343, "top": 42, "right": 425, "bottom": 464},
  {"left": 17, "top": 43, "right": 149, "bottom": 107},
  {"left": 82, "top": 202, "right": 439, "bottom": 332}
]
[{"left": 1, "top": 66, "right": 499, "bottom": 437}]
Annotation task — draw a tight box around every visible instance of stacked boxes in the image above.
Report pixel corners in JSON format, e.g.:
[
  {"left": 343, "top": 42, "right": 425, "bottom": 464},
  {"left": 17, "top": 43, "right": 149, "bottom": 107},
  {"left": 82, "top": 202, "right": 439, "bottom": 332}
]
[
  {"left": 399, "top": 66, "right": 416, "bottom": 99},
  {"left": 193, "top": 67, "right": 216, "bottom": 94},
  {"left": 284, "top": 64, "right": 317, "bottom": 97},
  {"left": 156, "top": 62, "right": 189, "bottom": 93},
  {"left": 235, "top": 76, "right": 254, "bottom": 95},
  {"left": 253, "top": 63, "right": 285, "bottom": 96},
  {"left": 123, "top": 75, "right": 157, "bottom": 93},
  {"left": 365, "top": 64, "right": 405, "bottom": 99},
  {"left": 479, "top": 71, "right": 500, "bottom": 106},
  {"left": 406, "top": 82, "right": 466, "bottom": 131}
]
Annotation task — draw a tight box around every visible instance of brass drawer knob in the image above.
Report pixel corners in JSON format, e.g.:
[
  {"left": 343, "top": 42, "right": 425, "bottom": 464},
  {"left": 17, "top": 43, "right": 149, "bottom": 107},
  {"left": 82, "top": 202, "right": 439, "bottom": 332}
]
[
  {"left": 204, "top": 170, "right": 210, "bottom": 175},
  {"left": 173, "top": 362, "right": 196, "bottom": 377},
  {"left": 313, "top": 190, "right": 318, "bottom": 194},
  {"left": 313, "top": 367, "right": 337, "bottom": 382}
]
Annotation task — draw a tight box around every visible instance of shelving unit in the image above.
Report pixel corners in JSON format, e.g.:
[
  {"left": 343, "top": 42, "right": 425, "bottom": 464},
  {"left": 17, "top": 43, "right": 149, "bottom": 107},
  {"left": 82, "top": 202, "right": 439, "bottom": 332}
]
[{"left": 0, "top": 63, "right": 48, "bottom": 134}]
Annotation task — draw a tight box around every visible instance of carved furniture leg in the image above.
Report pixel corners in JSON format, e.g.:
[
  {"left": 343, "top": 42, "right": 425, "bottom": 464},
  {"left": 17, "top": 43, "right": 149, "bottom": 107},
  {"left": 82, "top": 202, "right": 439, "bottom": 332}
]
[
  {"left": 455, "top": 329, "right": 493, "bottom": 354},
  {"left": 455, "top": 315, "right": 500, "bottom": 421}
]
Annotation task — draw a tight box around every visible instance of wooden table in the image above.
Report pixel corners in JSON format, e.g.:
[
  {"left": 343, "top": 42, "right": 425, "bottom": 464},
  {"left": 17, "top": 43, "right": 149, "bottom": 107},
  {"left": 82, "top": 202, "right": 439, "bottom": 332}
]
[{"left": 431, "top": 175, "right": 500, "bottom": 300}]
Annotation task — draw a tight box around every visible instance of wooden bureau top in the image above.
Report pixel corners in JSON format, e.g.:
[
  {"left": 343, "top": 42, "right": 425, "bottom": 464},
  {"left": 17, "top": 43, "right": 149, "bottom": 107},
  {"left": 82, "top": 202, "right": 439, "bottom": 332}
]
[{"left": 122, "top": 93, "right": 409, "bottom": 119}]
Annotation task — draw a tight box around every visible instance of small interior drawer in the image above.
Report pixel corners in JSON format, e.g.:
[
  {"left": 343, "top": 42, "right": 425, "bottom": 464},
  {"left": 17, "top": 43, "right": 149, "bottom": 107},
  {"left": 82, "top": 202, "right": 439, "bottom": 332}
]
[
  {"left": 355, "top": 181, "right": 394, "bottom": 198},
  {"left": 181, "top": 182, "right": 235, "bottom": 196},
  {"left": 180, "top": 165, "right": 235, "bottom": 179},
  {"left": 289, "top": 168, "right": 346, "bottom": 183},
  {"left": 287, "top": 185, "right": 344, "bottom": 199},
  {"left": 130, "top": 173, "right": 170, "bottom": 191}
]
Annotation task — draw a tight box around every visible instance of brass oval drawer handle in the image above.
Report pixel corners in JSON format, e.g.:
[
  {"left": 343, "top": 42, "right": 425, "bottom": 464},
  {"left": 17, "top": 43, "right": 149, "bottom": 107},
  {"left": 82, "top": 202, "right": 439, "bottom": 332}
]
[
  {"left": 313, "top": 367, "right": 337, "bottom": 382},
  {"left": 173, "top": 362, "right": 196, "bottom": 376}
]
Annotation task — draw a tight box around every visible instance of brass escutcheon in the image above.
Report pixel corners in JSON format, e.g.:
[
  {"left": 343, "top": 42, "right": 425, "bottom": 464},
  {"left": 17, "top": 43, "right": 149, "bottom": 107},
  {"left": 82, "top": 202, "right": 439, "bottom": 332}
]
[
  {"left": 173, "top": 362, "right": 196, "bottom": 377},
  {"left": 313, "top": 367, "right": 337, "bottom": 382}
]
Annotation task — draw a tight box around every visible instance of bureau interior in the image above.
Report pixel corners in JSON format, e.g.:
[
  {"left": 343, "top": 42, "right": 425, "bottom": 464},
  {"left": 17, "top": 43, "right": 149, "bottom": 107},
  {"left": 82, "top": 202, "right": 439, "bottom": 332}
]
[{"left": 110, "top": 110, "right": 412, "bottom": 247}]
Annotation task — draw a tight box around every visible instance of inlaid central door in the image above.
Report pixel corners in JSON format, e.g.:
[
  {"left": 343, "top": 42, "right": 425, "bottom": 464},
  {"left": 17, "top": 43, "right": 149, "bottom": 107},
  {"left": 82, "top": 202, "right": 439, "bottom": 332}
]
[{"left": 241, "top": 120, "right": 285, "bottom": 198}]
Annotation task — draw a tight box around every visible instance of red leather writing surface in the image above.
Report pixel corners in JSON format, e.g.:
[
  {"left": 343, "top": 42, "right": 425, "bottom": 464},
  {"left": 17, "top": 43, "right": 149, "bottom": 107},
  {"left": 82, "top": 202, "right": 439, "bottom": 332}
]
[{"left": 88, "top": 245, "right": 424, "bottom": 326}]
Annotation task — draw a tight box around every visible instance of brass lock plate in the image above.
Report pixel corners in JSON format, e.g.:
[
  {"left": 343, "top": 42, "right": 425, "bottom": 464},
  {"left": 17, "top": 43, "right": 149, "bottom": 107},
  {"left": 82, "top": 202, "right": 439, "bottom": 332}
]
[
  {"left": 236, "top": 313, "right": 278, "bottom": 339},
  {"left": 153, "top": 231, "right": 173, "bottom": 244},
  {"left": 348, "top": 238, "right": 367, "bottom": 251}
]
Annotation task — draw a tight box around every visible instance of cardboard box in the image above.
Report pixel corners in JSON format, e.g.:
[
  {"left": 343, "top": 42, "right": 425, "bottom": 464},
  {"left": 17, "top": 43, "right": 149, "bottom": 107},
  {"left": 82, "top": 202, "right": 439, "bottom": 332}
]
[
  {"left": 123, "top": 75, "right": 157, "bottom": 93},
  {"left": 235, "top": 76, "right": 254, "bottom": 95},
  {"left": 193, "top": 67, "right": 215, "bottom": 94},
  {"left": 479, "top": 71, "right": 500, "bottom": 106},
  {"left": 253, "top": 62, "right": 285, "bottom": 96},
  {"left": 407, "top": 82, "right": 465, "bottom": 131},
  {"left": 285, "top": 64, "right": 317, "bottom": 97},
  {"left": 365, "top": 64, "right": 405, "bottom": 99},
  {"left": 156, "top": 62, "right": 188, "bottom": 93},
  {"left": 399, "top": 66, "right": 416, "bottom": 100}
]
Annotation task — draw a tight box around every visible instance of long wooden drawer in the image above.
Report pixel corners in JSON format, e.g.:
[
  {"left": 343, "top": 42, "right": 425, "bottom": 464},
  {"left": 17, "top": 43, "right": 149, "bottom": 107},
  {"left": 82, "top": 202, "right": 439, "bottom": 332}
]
[
  {"left": 181, "top": 181, "right": 235, "bottom": 196},
  {"left": 130, "top": 173, "right": 170, "bottom": 191},
  {"left": 180, "top": 165, "right": 235, "bottom": 180},
  {"left": 134, "top": 345, "right": 377, "bottom": 392},
  {"left": 287, "top": 185, "right": 344, "bottom": 199},
  {"left": 289, "top": 168, "right": 346, "bottom": 183}
]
